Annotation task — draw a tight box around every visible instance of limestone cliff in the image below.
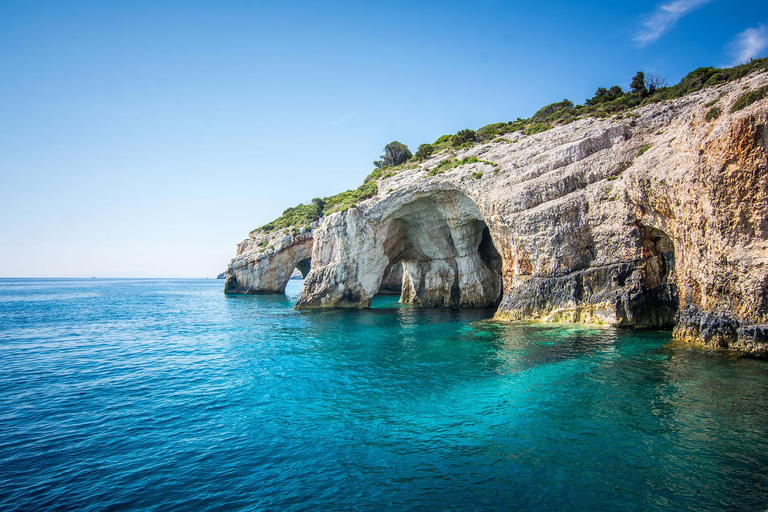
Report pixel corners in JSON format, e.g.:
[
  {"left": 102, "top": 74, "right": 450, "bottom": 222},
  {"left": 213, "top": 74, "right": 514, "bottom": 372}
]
[
  {"left": 226, "top": 70, "right": 768, "bottom": 356},
  {"left": 225, "top": 228, "right": 314, "bottom": 293}
]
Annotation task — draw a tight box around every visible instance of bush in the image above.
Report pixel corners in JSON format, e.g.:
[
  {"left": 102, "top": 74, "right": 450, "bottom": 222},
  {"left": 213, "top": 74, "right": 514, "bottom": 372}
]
[
  {"left": 532, "top": 99, "right": 574, "bottom": 123},
  {"left": 424, "top": 156, "right": 481, "bottom": 177},
  {"left": 525, "top": 123, "right": 552, "bottom": 135},
  {"left": 452, "top": 129, "right": 477, "bottom": 147},
  {"left": 730, "top": 85, "right": 768, "bottom": 113},
  {"left": 256, "top": 200, "right": 324, "bottom": 234},
  {"left": 638, "top": 145, "right": 652, "bottom": 156},
  {"left": 373, "top": 141, "right": 411, "bottom": 168},
  {"left": 659, "top": 58, "right": 768, "bottom": 101},
  {"left": 477, "top": 122, "right": 509, "bottom": 142},
  {"left": 252, "top": 181, "right": 379, "bottom": 234},
  {"left": 705, "top": 106, "right": 721, "bottom": 121},
  {"left": 414, "top": 143, "right": 435, "bottom": 161},
  {"left": 323, "top": 181, "right": 378, "bottom": 213},
  {"left": 674, "top": 67, "right": 719, "bottom": 97}
]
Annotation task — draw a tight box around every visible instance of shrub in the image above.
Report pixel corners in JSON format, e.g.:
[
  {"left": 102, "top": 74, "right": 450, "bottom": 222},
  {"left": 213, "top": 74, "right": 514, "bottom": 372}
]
[
  {"left": 531, "top": 99, "right": 574, "bottom": 123},
  {"left": 452, "top": 129, "right": 477, "bottom": 147},
  {"left": 373, "top": 141, "right": 411, "bottom": 168},
  {"left": 431, "top": 134, "right": 453, "bottom": 149},
  {"left": 414, "top": 143, "right": 435, "bottom": 161},
  {"left": 525, "top": 123, "right": 552, "bottom": 135},
  {"left": 586, "top": 85, "right": 623, "bottom": 106},
  {"left": 477, "top": 122, "right": 509, "bottom": 142},
  {"left": 256, "top": 200, "right": 324, "bottom": 234},
  {"left": 705, "top": 106, "right": 721, "bottom": 121},
  {"left": 424, "top": 156, "right": 481, "bottom": 177},
  {"left": 730, "top": 85, "right": 768, "bottom": 113},
  {"left": 507, "top": 118, "right": 528, "bottom": 132},
  {"left": 472, "top": 172, "right": 483, "bottom": 179},
  {"left": 674, "top": 67, "right": 719, "bottom": 97},
  {"left": 658, "top": 59, "right": 767, "bottom": 101},
  {"left": 323, "top": 181, "right": 378, "bottom": 213},
  {"left": 253, "top": 180, "right": 379, "bottom": 234},
  {"left": 638, "top": 145, "right": 652, "bottom": 156}
]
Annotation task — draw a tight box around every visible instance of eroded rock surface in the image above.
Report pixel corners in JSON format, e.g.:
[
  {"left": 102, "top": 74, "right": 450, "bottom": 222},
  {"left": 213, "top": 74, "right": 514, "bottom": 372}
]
[
  {"left": 227, "top": 72, "right": 768, "bottom": 355},
  {"left": 225, "top": 230, "right": 313, "bottom": 294}
]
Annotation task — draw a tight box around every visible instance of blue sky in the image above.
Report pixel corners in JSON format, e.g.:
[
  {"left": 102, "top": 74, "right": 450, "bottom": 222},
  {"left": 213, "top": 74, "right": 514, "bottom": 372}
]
[{"left": 1, "top": 0, "right": 766, "bottom": 277}]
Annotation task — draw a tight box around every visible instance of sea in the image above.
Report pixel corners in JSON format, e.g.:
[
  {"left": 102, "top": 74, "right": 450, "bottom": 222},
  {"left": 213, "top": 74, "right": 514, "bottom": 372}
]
[{"left": 1, "top": 278, "right": 767, "bottom": 511}]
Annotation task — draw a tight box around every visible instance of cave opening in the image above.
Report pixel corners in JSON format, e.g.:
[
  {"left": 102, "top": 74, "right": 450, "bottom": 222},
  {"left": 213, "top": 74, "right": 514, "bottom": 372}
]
[
  {"left": 373, "top": 191, "right": 503, "bottom": 309},
  {"left": 295, "top": 258, "right": 311, "bottom": 279},
  {"left": 628, "top": 225, "right": 679, "bottom": 328}
]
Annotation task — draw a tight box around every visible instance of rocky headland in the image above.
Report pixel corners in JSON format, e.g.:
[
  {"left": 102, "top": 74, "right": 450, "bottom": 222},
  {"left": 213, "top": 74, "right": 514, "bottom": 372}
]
[{"left": 226, "top": 64, "right": 768, "bottom": 356}]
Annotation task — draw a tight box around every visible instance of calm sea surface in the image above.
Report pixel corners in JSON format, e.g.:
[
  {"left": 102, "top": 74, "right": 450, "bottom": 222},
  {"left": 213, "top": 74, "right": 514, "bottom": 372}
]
[{"left": 1, "top": 278, "right": 767, "bottom": 511}]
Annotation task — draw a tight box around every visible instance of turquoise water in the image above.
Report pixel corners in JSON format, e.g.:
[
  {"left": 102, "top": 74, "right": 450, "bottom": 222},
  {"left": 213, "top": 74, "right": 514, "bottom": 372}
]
[{"left": 1, "top": 279, "right": 767, "bottom": 511}]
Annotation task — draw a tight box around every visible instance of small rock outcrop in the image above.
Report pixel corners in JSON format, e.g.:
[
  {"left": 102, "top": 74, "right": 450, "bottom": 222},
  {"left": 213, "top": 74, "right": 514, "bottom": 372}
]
[{"left": 226, "top": 71, "right": 768, "bottom": 356}]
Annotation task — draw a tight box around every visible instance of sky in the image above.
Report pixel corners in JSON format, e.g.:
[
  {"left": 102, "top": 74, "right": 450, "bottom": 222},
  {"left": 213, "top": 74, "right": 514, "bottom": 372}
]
[{"left": 1, "top": 0, "right": 766, "bottom": 278}]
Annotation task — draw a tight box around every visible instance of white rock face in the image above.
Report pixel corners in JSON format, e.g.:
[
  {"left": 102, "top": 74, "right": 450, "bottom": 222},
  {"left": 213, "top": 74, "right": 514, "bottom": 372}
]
[
  {"left": 225, "top": 231, "right": 313, "bottom": 294},
  {"left": 227, "top": 71, "right": 768, "bottom": 355},
  {"left": 296, "top": 188, "right": 503, "bottom": 308}
]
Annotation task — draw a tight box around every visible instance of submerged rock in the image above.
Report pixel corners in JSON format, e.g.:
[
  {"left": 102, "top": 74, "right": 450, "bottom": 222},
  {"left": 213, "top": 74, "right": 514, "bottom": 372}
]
[{"left": 225, "top": 71, "right": 768, "bottom": 356}]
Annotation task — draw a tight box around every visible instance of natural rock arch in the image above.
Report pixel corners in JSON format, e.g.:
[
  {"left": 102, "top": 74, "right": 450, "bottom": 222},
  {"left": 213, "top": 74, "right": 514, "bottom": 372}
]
[
  {"left": 225, "top": 232, "right": 313, "bottom": 294},
  {"left": 295, "top": 186, "right": 503, "bottom": 310},
  {"left": 377, "top": 191, "right": 502, "bottom": 307}
]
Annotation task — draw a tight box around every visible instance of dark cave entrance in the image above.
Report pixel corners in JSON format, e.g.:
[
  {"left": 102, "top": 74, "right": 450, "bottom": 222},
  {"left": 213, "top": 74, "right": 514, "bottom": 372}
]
[
  {"left": 295, "top": 258, "right": 311, "bottom": 279},
  {"left": 626, "top": 225, "right": 679, "bottom": 328},
  {"left": 374, "top": 191, "right": 503, "bottom": 309}
]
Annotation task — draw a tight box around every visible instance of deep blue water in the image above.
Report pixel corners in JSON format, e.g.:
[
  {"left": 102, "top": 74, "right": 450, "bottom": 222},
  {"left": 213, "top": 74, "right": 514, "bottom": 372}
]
[{"left": 1, "top": 279, "right": 767, "bottom": 511}]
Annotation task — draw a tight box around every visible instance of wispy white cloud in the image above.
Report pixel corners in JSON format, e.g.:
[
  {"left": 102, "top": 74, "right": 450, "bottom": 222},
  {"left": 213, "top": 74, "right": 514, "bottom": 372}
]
[
  {"left": 323, "top": 109, "right": 360, "bottom": 129},
  {"left": 634, "top": 0, "right": 715, "bottom": 47},
  {"left": 729, "top": 24, "right": 768, "bottom": 65}
]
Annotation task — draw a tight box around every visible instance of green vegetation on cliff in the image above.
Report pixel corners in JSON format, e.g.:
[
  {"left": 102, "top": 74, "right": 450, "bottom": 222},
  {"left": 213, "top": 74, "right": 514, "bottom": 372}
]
[
  {"left": 731, "top": 84, "right": 768, "bottom": 112},
  {"left": 254, "top": 181, "right": 378, "bottom": 234},
  {"left": 252, "top": 58, "right": 768, "bottom": 236}
]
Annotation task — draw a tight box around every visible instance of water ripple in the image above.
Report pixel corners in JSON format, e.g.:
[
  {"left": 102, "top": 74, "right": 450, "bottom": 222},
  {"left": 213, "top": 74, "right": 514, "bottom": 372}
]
[{"left": 0, "top": 279, "right": 767, "bottom": 511}]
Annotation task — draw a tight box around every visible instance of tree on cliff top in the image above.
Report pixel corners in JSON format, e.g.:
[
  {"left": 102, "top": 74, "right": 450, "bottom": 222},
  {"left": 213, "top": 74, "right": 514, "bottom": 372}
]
[
  {"left": 631, "top": 71, "right": 648, "bottom": 96},
  {"left": 586, "top": 85, "right": 623, "bottom": 105},
  {"left": 414, "top": 143, "right": 435, "bottom": 161},
  {"left": 374, "top": 141, "right": 412, "bottom": 168}
]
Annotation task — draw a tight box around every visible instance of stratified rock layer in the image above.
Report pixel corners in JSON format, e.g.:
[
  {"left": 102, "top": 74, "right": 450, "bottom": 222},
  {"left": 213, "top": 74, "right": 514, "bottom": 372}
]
[{"left": 227, "top": 72, "right": 768, "bottom": 356}]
